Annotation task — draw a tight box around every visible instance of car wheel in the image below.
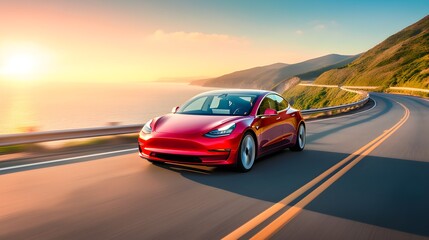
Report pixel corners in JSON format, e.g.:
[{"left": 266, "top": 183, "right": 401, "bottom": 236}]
[
  {"left": 291, "top": 123, "right": 306, "bottom": 151},
  {"left": 237, "top": 133, "right": 256, "bottom": 172}
]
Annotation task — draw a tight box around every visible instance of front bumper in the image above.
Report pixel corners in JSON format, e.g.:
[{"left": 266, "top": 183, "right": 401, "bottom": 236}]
[{"left": 138, "top": 131, "right": 242, "bottom": 165}]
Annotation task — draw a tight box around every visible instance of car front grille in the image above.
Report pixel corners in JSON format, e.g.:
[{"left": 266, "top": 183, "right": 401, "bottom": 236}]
[{"left": 150, "top": 152, "right": 202, "bottom": 163}]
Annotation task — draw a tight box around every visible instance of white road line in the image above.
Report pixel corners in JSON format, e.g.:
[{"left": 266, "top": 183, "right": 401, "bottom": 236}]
[
  {"left": 0, "top": 148, "right": 138, "bottom": 172},
  {"left": 308, "top": 98, "right": 377, "bottom": 123}
]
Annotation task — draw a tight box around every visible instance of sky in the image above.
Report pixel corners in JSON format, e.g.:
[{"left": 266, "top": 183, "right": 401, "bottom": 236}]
[{"left": 0, "top": 0, "right": 428, "bottom": 83}]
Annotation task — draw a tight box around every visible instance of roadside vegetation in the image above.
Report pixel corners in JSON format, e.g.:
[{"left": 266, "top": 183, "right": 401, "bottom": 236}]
[
  {"left": 283, "top": 85, "right": 362, "bottom": 110},
  {"left": 385, "top": 89, "right": 429, "bottom": 98},
  {"left": 0, "top": 144, "right": 28, "bottom": 155}
]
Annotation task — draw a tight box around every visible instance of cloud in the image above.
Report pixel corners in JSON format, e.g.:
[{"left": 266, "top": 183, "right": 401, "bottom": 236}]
[
  {"left": 314, "top": 24, "right": 326, "bottom": 30},
  {"left": 295, "top": 30, "right": 304, "bottom": 35},
  {"left": 330, "top": 20, "right": 338, "bottom": 25},
  {"left": 311, "top": 20, "right": 338, "bottom": 31},
  {"left": 147, "top": 30, "right": 249, "bottom": 46}
]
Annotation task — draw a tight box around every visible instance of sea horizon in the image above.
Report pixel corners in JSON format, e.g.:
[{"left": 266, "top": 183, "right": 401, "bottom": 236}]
[{"left": 0, "top": 82, "right": 218, "bottom": 135}]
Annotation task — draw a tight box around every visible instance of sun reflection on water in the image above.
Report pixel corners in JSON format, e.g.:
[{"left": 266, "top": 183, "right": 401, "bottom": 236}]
[{"left": 1, "top": 85, "right": 38, "bottom": 134}]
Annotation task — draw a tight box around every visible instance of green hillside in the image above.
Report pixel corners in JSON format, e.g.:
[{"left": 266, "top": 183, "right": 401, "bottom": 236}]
[
  {"left": 283, "top": 86, "right": 361, "bottom": 110},
  {"left": 315, "top": 15, "right": 429, "bottom": 89}
]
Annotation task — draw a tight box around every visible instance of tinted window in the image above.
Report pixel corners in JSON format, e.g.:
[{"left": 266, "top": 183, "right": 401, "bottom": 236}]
[
  {"left": 257, "top": 95, "right": 277, "bottom": 115},
  {"left": 273, "top": 95, "right": 289, "bottom": 111},
  {"left": 178, "top": 93, "right": 257, "bottom": 116},
  {"left": 183, "top": 96, "right": 208, "bottom": 112}
]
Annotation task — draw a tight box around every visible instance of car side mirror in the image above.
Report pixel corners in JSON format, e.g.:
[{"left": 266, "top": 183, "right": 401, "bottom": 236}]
[
  {"left": 171, "top": 106, "right": 180, "bottom": 113},
  {"left": 264, "top": 108, "right": 277, "bottom": 116}
]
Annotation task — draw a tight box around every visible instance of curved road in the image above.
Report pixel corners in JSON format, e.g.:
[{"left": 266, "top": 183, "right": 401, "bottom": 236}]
[{"left": 1, "top": 93, "right": 428, "bottom": 240}]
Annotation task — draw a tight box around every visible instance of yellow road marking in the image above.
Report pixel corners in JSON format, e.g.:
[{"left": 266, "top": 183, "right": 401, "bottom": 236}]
[
  {"left": 251, "top": 103, "right": 409, "bottom": 239},
  {"left": 223, "top": 102, "right": 410, "bottom": 240}
]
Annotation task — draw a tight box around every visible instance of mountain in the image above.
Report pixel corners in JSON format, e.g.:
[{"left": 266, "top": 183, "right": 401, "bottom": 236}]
[
  {"left": 315, "top": 15, "right": 429, "bottom": 88},
  {"left": 296, "top": 54, "right": 360, "bottom": 81},
  {"left": 191, "top": 62, "right": 288, "bottom": 88},
  {"left": 192, "top": 54, "right": 357, "bottom": 89}
]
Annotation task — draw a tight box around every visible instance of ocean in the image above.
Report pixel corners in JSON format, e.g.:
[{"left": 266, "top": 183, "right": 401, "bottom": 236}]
[{"left": 0, "top": 82, "right": 218, "bottom": 134}]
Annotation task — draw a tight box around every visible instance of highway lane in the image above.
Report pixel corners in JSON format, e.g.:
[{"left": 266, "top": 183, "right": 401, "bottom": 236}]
[
  {"left": 272, "top": 94, "right": 429, "bottom": 240},
  {"left": 1, "top": 93, "right": 428, "bottom": 239}
]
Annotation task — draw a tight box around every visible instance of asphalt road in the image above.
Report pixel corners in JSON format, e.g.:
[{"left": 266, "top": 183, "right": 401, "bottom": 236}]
[{"left": 1, "top": 93, "right": 428, "bottom": 240}]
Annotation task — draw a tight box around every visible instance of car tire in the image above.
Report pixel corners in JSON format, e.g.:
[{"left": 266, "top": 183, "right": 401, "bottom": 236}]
[
  {"left": 236, "top": 133, "right": 256, "bottom": 172},
  {"left": 291, "top": 123, "right": 306, "bottom": 151}
]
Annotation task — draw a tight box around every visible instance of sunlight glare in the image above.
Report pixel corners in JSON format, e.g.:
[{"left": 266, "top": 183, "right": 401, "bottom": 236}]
[
  {"left": 3, "top": 53, "right": 38, "bottom": 75},
  {"left": 0, "top": 43, "right": 50, "bottom": 81}
]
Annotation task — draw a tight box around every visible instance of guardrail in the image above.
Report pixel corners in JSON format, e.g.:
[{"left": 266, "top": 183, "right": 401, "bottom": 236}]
[
  {"left": 388, "top": 87, "right": 429, "bottom": 93},
  {"left": 301, "top": 93, "right": 369, "bottom": 115},
  {"left": 296, "top": 83, "right": 370, "bottom": 115},
  {"left": 5, "top": 84, "right": 426, "bottom": 149},
  {"left": 0, "top": 124, "right": 143, "bottom": 147},
  {"left": 0, "top": 94, "right": 370, "bottom": 147}
]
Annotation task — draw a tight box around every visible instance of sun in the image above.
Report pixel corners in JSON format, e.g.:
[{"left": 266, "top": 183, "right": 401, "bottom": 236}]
[
  {"left": 0, "top": 44, "right": 50, "bottom": 81},
  {"left": 2, "top": 53, "right": 39, "bottom": 76}
]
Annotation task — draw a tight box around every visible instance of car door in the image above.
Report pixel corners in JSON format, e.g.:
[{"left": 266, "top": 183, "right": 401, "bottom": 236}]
[
  {"left": 272, "top": 94, "right": 296, "bottom": 146},
  {"left": 255, "top": 94, "right": 285, "bottom": 153}
]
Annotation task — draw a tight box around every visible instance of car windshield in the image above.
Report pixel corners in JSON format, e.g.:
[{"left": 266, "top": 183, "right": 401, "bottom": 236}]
[{"left": 177, "top": 93, "right": 258, "bottom": 116}]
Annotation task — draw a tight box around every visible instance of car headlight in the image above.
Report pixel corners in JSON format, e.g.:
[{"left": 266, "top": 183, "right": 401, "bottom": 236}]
[
  {"left": 205, "top": 123, "right": 236, "bottom": 138},
  {"left": 141, "top": 119, "right": 153, "bottom": 135}
]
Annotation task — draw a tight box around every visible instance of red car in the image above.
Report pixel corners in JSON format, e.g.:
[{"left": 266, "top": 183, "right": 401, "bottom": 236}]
[{"left": 138, "top": 89, "right": 305, "bottom": 172}]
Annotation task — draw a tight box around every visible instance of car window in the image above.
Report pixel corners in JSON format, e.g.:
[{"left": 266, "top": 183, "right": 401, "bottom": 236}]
[
  {"left": 273, "top": 95, "right": 289, "bottom": 111},
  {"left": 178, "top": 93, "right": 257, "bottom": 116},
  {"left": 183, "top": 96, "right": 208, "bottom": 111},
  {"left": 257, "top": 95, "right": 277, "bottom": 115},
  {"left": 209, "top": 96, "right": 221, "bottom": 108},
  {"left": 211, "top": 96, "right": 232, "bottom": 114}
]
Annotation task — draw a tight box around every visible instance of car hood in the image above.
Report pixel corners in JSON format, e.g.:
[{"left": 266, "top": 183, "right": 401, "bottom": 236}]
[{"left": 153, "top": 114, "right": 243, "bottom": 135}]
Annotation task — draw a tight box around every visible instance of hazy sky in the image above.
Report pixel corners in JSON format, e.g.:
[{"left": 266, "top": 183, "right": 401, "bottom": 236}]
[{"left": 0, "top": 0, "right": 428, "bottom": 83}]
